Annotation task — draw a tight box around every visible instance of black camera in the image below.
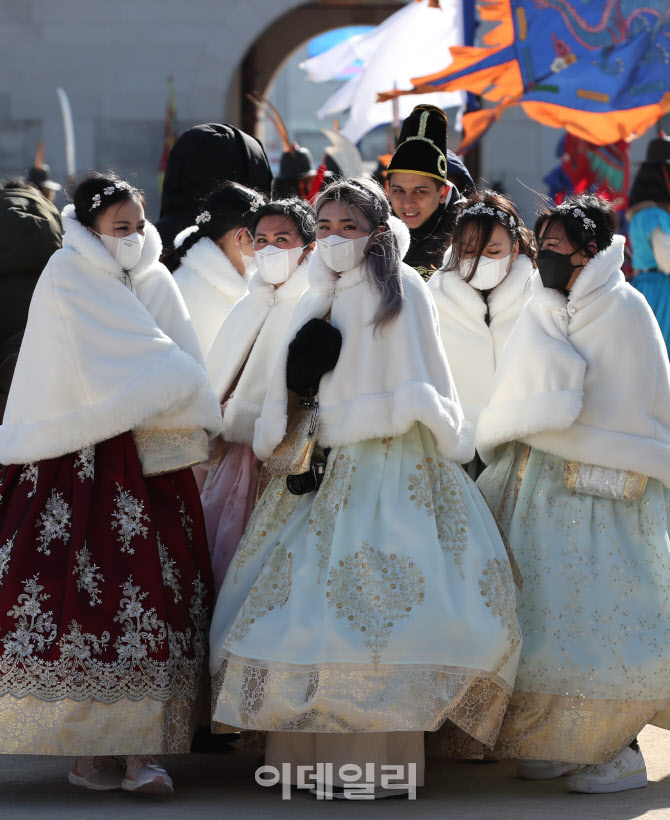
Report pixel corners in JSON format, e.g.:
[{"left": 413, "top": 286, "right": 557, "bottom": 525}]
[{"left": 286, "top": 460, "right": 326, "bottom": 495}]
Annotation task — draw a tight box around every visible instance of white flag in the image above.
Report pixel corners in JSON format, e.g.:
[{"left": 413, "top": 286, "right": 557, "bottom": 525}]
[{"left": 300, "top": 0, "right": 465, "bottom": 145}]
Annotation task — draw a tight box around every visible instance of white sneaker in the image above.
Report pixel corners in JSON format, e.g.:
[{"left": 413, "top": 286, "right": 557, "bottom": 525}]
[
  {"left": 566, "top": 746, "right": 647, "bottom": 794},
  {"left": 68, "top": 756, "right": 125, "bottom": 791},
  {"left": 517, "top": 760, "right": 580, "bottom": 780},
  {"left": 121, "top": 755, "right": 174, "bottom": 795}
]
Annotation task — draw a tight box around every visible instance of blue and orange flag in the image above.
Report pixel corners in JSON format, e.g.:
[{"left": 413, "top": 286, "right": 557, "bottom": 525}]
[{"left": 380, "top": 0, "right": 670, "bottom": 150}]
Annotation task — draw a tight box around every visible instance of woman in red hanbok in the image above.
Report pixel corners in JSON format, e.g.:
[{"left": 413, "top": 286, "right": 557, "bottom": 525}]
[{"left": 0, "top": 173, "right": 222, "bottom": 794}]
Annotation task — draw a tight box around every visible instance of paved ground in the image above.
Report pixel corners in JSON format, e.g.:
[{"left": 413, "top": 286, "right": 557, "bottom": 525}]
[{"left": 0, "top": 725, "right": 669, "bottom": 819}]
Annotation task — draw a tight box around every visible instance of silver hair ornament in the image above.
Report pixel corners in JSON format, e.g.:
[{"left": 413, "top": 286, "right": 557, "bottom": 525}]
[{"left": 556, "top": 204, "right": 597, "bottom": 233}]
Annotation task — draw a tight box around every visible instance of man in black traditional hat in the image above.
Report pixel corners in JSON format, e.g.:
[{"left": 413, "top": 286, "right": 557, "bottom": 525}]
[{"left": 387, "top": 104, "right": 471, "bottom": 281}]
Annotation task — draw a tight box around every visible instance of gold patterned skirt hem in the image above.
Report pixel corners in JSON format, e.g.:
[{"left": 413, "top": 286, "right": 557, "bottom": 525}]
[
  {"left": 211, "top": 653, "right": 512, "bottom": 747},
  {"left": 493, "top": 691, "right": 670, "bottom": 764},
  {"left": 0, "top": 693, "right": 203, "bottom": 755}
]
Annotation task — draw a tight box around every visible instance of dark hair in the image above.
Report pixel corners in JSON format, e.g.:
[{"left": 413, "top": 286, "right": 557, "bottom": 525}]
[
  {"left": 315, "top": 177, "right": 403, "bottom": 332},
  {"left": 534, "top": 194, "right": 616, "bottom": 257},
  {"left": 250, "top": 197, "right": 316, "bottom": 245},
  {"left": 0, "top": 177, "right": 38, "bottom": 193},
  {"left": 164, "top": 181, "right": 267, "bottom": 272},
  {"left": 628, "top": 162, "right": 670, "bottom": 213},
  {"left": 443, "top": 190, "right": 535, "bottom": 280},
  {"left": 71, "top": 171, "right": 144, "bottom": 229}
]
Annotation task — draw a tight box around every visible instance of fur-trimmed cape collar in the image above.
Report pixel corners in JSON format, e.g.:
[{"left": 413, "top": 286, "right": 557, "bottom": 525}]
[
  {"left": 179, "top": 237, "right": 248, "bottom": 303},
  {"left": 205, "top": 254, "right": 312, "bottom": 444},
  {"left": 476, "top": 234, "right": 670, "bottom": 486},
  {"left": 433, "top": 254, "right": 533, "bottom": 332},
  {"left": 0, "top": 209, "right": 223, "bottom": 464},
  {"left": 253, "top": 246, "right": 474, "bottom": 463}
]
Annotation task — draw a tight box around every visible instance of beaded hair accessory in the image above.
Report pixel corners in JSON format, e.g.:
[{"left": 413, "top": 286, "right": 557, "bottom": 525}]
[
  {"left": 456, "top": 202, "right": 519, "bottom": 232},
  {"left": 90, "top": 182, "right": 128, "bottom": 210},
  {"left": 249, "top": 197, "right": 263, "bottom": 213},
  {"left": 458, "top": 202, "right": 494, "bottom": 218},
  {"left": 555, "top": 204, "right": 597, "bottom": 232},
  {"left": 195, "top": 210, "right": 211, "bottom": 224}
]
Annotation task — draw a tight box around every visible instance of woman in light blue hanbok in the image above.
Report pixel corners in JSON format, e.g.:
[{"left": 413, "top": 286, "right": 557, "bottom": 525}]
[
  {"left": 209, "top": 178, "right": 522, "bottom": 799},
  {"left": 476, "top": 194, "right": 670, "bottom": 794},
  {"left": 627, "top": 135, "right": 670, "bottom": 355}
]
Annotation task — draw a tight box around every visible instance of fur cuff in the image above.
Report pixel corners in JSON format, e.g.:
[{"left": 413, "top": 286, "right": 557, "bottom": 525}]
[
  {"left": 476, "top": 389, "right": 583, "bottom": 464},
  {"left": 0, "top": 348, "right": 220, "bottom": 464}
]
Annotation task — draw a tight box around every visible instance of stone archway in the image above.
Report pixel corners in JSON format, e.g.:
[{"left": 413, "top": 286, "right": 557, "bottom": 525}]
[{"left": 239, "top": 1, "right": 404, "bottom": 136}]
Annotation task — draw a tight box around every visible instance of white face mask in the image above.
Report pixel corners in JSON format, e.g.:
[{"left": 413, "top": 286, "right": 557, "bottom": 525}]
[
  {"left": 317, "top": 232, "right": 373, "bottom": 273},
  {"left": 254, "top": 245, "right": 305, "bottom": 285},
  {"left": 459, "top": 254, "right": 511, "bottom": 290},
  {"left": 98, "top": 231, "right": 145, "bottom": 270}
]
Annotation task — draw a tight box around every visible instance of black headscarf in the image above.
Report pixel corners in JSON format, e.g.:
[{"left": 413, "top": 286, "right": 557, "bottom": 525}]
[{"left": 156, "top": 123, "right": 273, "bottom": 252}]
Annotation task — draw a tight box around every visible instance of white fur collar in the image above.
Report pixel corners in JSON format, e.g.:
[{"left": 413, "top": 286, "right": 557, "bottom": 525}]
[
  {"left": 174, "top": 224, "right": 199, "bottom": 248},
  {"left": 487, "top": 254, "right": 535, "bottom": 315},
  {"left": 180, "top": 237, "right": 247, "bottom": 303},
  {"left": 61, "top": 203, "right": 162, "bottom": 283},
  {"left": 308, "top": 249, "right": 367, "bottom": 294},
  {"left": 531, "top": 235, "right": 626, "bottom": 310},
  {"left": 246, "top": 253, "right": 312, "bottom": 303}
]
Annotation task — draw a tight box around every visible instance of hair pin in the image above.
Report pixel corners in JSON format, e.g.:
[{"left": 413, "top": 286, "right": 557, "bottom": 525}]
[
  {"left": 556, "top": 204, "right": 597, "bottom": 232},
  {"left": 195, "top": 211, "right": 211, "bottom": 224}
]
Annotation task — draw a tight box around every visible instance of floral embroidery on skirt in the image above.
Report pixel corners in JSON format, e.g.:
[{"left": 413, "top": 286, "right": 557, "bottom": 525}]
[
  {"left": 0, "top": 431, "right": 213, "bottom": 755},
  {"left": 210, "top": 424, "right": 521, "bottom": 749}
]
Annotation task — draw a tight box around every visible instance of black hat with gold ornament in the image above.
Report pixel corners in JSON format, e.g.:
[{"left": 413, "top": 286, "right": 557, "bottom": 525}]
[{"left": 387, "top": 104, "right": 449, "bottom": 184}]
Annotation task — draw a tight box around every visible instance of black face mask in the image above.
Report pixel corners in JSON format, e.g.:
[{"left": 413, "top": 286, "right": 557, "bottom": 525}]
[{"left": 536, "top": 249, "right": 578, "bottom": 291}]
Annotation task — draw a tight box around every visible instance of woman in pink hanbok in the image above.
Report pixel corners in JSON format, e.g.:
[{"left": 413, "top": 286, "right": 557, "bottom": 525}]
[{"left": 202, "top": 198, "right": 315, "bottom": 590}]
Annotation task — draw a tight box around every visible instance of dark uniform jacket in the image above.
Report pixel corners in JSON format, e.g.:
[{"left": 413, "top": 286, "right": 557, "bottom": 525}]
[{"left": 0, "top": 184, "right": 62, "bottom": 417}]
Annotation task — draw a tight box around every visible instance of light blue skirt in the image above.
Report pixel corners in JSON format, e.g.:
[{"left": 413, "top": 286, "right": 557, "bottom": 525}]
[
  {"left": 209, "top": 424, "right": 521, "bottom": 748},
  {"left": 478, "top": 442, "right": 670, "bottom": 763}
]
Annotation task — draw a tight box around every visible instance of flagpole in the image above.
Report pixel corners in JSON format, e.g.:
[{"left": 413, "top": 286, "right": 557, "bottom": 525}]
[{"left": 56, "top": 88, "right": 76, "bottom": 180}]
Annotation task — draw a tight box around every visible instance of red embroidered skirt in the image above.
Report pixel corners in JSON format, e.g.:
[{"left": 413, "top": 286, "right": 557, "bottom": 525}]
[{"left": 0, "top": 432, "right": 213, "bottom": 755}]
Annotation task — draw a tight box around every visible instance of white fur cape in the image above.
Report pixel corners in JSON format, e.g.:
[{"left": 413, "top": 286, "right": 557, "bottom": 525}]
[
  {"left": 205, "top": 257, "right": 311, "bottom": 445},
  {"left": 428, "top": 253, "right": 533, "bottom": 432},
  {"left": 476, "top": 236, "right": 670, "bottom": 487},
  {"left": 0, "top": 205, "right": 223, "bottom": 465},
  {"left": 253, "top": 228, "right": 473, "bottom": 463},
  {"left": 173, "top": 237, "right": 249, "bottom": 357}
]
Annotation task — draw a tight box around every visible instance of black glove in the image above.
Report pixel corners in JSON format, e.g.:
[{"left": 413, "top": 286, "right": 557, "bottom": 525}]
[{"left": 286, "top": 318, "right": 342, "bottom": 397}]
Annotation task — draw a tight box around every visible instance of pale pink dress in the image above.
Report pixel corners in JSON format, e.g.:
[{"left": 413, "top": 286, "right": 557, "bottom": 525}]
[{"left": 201, "top": 441, "right": 261, "bottom": 592}]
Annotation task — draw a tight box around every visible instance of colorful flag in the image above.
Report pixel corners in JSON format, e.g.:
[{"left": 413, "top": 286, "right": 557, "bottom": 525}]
[
  {"left": 380, "top": 0, "right": 670, "bottom": 150},
  {"left": 300, "top": 0, "right": 466, "bottom": 145},
  {"left": 158, "top": 76, "right": 177, "bottom": 193}
]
